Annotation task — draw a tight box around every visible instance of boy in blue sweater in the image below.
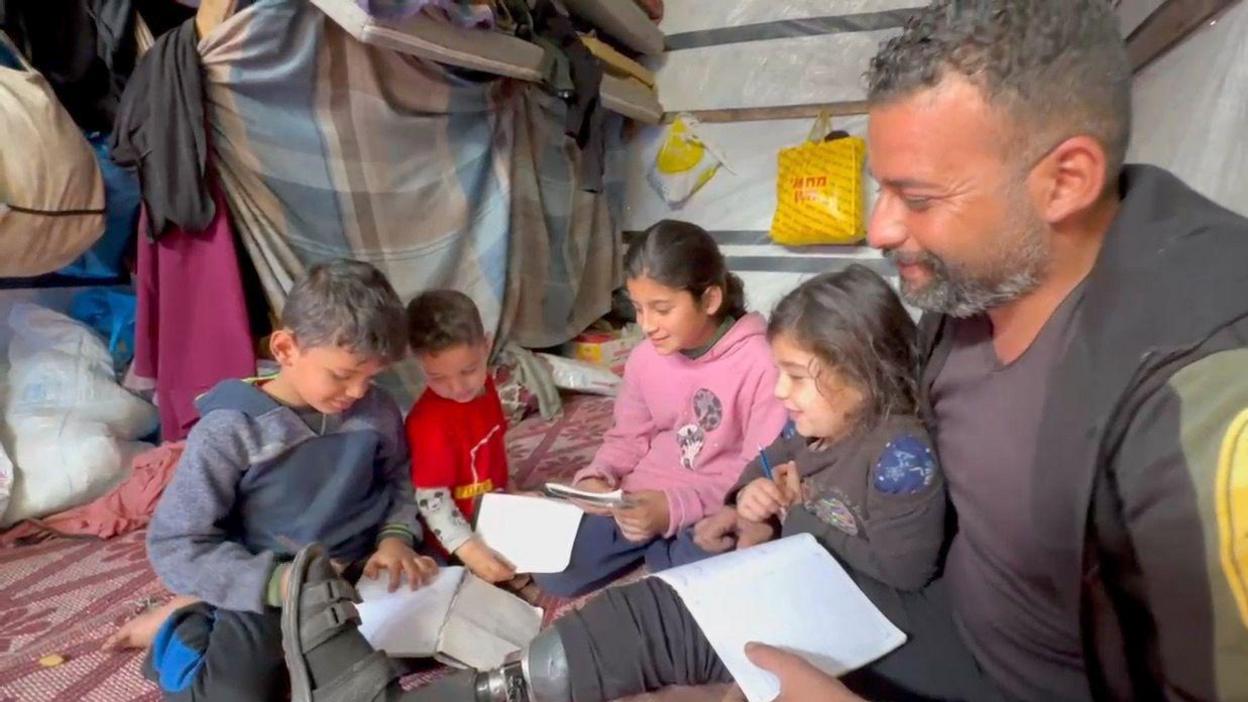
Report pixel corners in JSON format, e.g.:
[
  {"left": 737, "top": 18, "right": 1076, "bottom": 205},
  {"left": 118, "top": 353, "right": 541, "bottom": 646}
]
[{"left": 133, "top": 259, "right": 435, "bottom": 701}]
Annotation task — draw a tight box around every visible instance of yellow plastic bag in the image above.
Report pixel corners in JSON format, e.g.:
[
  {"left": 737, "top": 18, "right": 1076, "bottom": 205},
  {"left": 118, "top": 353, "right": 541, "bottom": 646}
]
[{"left": 770, "top": 113, "right": 866, "bottom": 246}]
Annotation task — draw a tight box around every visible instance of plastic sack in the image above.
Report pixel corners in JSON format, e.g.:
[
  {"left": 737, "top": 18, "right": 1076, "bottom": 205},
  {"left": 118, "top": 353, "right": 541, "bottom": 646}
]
[
  {"left": 2, "top": 303, "right": 157, "bottom": 525},
  {"left": 537, "top": 353, "right": 621, "bottom": 396},
  {"left": 770, "top": 113, "right": 866, "bottom": 246},
  {"left": 0, "top": 32, "right": 106, "bottom": 277},
  {"left": 647, "top": 114, "right": 727, "bottom": 206},
  {"left": 0, "top": 439, "right": 11, "bottom": 520}
]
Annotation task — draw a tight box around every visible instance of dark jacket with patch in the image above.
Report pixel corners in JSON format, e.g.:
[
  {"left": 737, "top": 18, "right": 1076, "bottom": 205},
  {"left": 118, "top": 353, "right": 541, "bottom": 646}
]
[
  {"left": 919, "top": 165, "right": 1248, "bottom": 701},
  {"left": 729, "top": 415, "right": 945, "bottom": 591}
]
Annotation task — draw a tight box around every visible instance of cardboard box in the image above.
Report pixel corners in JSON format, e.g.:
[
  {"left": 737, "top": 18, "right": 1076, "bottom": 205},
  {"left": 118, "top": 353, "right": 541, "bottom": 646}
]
[{"left": 563, "top": 325, "right": 643, "bottom": 375}]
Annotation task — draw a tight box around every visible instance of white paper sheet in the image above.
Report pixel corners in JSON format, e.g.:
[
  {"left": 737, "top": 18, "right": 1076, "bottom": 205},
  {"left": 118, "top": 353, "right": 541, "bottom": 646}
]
[
  {"left": 355, "top": 566, "right": 464, "bottom": 658},
  {"left": 475, "top": 493, "right": 585, "bottom": 573},
  {"left": 655, "top": 534, "right": 907, "bottom": 702}
]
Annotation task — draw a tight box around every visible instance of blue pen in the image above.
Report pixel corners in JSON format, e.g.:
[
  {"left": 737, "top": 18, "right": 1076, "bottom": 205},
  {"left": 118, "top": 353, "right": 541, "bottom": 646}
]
[{"left": 757, "top": 444, "right": 774, "bottom": 480}]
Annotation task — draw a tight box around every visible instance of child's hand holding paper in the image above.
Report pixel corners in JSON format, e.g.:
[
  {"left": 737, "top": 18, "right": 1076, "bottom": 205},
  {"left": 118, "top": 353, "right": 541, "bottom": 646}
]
[
  {"left": 613, "top": 489, "right": 670, "bottom": 542},
  {"left": 363, "top": 537, "right": 439, "bottom": 592},
  {"left": 455, "top": 537, "right": 516, "bottom": 583}
]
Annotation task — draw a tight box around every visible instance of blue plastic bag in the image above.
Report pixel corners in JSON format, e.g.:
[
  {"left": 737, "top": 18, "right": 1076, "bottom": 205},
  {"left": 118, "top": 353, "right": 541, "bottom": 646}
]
[
  {"left": 68, "top": 289, "right": 138, "bottom": 371},
  {"left": 58, "top": 132, "right": 141, "bottom": 279}
]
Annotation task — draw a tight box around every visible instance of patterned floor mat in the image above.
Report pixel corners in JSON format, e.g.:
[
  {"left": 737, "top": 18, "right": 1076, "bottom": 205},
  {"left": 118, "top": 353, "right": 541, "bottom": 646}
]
[{"left": 0, "top": 396, "right": 630, "bottom": 701}]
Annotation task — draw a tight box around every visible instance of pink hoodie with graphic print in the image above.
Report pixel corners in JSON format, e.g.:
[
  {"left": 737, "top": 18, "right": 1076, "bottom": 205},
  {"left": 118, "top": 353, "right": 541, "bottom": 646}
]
[{"left": 573, "top": 313, "right": 788, "bottom": 536}]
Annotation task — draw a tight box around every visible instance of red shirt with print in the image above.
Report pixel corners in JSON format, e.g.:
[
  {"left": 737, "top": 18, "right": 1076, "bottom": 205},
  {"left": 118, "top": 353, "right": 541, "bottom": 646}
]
[{"left": 405, "top": 378, "right": 509, "bottom": 521}]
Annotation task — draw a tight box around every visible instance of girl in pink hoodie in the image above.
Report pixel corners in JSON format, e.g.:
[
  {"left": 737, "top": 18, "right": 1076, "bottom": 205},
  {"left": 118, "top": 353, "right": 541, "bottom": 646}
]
[{"left": 534, "top": 220, "right": 788, "bottom": 597}]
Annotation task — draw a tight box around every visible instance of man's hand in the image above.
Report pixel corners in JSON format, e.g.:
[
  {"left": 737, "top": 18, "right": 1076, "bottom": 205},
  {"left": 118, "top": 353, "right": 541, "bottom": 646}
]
[
  {"left": 364, "top": 537, "right": 439, "bottom": 591},
  {"left": 693, "top": 506, "right": 740, "bottom": 553},
  {"left": 455, "top": 537, "right": 516, "bottom": 583},
  {"left": 744, "top": 642, "right": 864, "bottom": 701},
  {"left": 613, "top": 490, "right": 670, "bottom": 542}
]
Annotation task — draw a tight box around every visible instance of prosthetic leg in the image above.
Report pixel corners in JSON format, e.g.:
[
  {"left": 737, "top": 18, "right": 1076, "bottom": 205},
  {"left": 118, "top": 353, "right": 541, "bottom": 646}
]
[
  {"left": 472, "top": 627, "right": 572, "bottom": 702},
  {"left": 279, "top": 543, "right": 575, "bottom": 702}
]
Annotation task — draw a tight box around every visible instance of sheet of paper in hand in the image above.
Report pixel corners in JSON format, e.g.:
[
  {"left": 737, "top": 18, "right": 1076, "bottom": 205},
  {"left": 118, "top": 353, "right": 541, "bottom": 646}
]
[
  {"left": 475, "top": 493, "right": 584, "bottom": 573},
  {"left": 655, "top": 534, "right": 906, "bottom": 702},
  {"left": 542, "top": 482, "right": 634, "bottom": 508}
]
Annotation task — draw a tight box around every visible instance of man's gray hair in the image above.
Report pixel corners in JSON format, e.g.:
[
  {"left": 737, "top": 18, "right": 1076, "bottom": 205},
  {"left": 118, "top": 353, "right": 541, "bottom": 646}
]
[
  {"left": 867, "top": 0, "right": 1132, "bottom": 180},
  {"left": 281, "top": 259, "right": 407, "bottom": 362}
]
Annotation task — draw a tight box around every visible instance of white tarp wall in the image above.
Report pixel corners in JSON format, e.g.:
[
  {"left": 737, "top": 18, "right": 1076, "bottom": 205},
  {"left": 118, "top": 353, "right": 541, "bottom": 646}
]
[
  {"left": 1126, "top": 0, "right": 1248, "bottom": 216},
  {"left": 620, "top": 1, "right": 925, "bottom": 316},
  {"left": 618, "top": 0, "right": 1248, "bottom": 319}
]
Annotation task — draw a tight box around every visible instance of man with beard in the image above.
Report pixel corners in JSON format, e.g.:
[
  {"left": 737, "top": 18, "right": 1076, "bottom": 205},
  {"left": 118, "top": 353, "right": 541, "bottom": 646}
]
[{"left": 270, "top": 2, "right": 1248, "bottom": 701}]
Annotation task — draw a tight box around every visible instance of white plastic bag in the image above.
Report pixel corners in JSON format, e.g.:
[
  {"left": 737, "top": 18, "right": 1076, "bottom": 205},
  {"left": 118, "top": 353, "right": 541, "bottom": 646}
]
[
  {"left": 537, "top": 353, "right": 621, "bottom": 396},
  {"left": 2, "top": 303, "right": 157, "bottom": 525},
  {"left": 0, "top": 437, "right": 12, "bottom": 520},
  {"left": 647, "top": 114, "right": 729, "bottom": 206}
]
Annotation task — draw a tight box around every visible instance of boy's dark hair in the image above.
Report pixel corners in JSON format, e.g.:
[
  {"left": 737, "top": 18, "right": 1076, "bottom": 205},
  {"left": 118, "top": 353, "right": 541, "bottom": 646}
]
[
  {"left": 625, "top": 220, "right": 746, "bottom": 320},
  {"left": 281, "top": 259, "right": 407, "bottom": 362},
  {"left": 768, "top": 265, "right": 919, "bottom": 431},
  {"left": 406, "top": 289, "right": 486, "bottom": 354}
]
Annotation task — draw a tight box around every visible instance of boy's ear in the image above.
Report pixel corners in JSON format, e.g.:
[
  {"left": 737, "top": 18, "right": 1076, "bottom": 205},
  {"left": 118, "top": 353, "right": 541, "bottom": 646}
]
[
  {"left": 701, "top": 286, "right": 724, "bottom": 317},
  {"left": 482, "top": 333, "right": 494, "bottom": 352},
  {"left": 270, "top": 329, "right": 300, "bottom": 366}
]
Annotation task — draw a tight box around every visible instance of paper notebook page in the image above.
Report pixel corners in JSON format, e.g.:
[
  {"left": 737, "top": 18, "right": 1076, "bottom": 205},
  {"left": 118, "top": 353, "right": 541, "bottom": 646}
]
[
  {"left": 655, "top": 534, "right": 907, "bottom": 702},
  {"left": 355, "top": 566, "right": 464, "bottom": 658},
  {"left": 476, "top": 494, "right": 585, "bottom": 573},
  {"left": 543, "top": 482, "right": 628, "bottom": 506},
  {"left": 437, "top": 571, "right": 544, "bottom": 669}
]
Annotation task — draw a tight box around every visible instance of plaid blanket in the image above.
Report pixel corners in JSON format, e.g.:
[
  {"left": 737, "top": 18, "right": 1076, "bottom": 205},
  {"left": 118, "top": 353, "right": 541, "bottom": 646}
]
[{"left": 198, "top": 0, "right": 620, "bottom": 364}]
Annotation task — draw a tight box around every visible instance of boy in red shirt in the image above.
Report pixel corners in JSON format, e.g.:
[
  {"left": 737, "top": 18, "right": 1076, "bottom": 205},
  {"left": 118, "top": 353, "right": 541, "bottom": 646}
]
[{"left": 405, "top": 289, "right": 515, "bottom": 582}]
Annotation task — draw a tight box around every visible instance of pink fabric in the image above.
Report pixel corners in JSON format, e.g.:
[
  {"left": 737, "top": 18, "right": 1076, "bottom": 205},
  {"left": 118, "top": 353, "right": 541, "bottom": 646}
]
[
  {"left": 133, "top": 186, "right": 256, "bottom": 441},
  {"left": 0, "top": 443, "right": 185, "bottom": 547},
  {"left": 574, "top": 313, "right": 788, "bottom": 535}
]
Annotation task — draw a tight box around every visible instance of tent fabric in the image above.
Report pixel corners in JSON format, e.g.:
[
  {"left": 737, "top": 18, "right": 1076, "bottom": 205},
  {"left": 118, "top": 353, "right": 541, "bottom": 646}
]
[
  {"left": 198, "top": 0, "right": 620, "bottom": 354},
  {"left": 1128, "top": 0, "right": 1248, "bottom": 218}
]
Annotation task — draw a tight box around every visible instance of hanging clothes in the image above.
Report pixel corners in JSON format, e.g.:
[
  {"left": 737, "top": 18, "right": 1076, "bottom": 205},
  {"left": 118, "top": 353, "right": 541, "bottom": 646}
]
[
  {"left": 110, "top": 18, "right": 215, "bottom": 237},
  {"left": 0, "top": 0, "right": 136, "bottom": 131},
  {"left": 528, "top": 0, "right": 607, "bottom": 191},
  {"left": 133, "top": 186, "right": 256, "bottom": 441}
]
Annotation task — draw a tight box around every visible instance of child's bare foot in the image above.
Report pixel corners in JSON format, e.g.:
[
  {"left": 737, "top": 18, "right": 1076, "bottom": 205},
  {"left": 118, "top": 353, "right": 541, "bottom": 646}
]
[{"left": 102, "top": 595, "right": 200, "bottom": 651}]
